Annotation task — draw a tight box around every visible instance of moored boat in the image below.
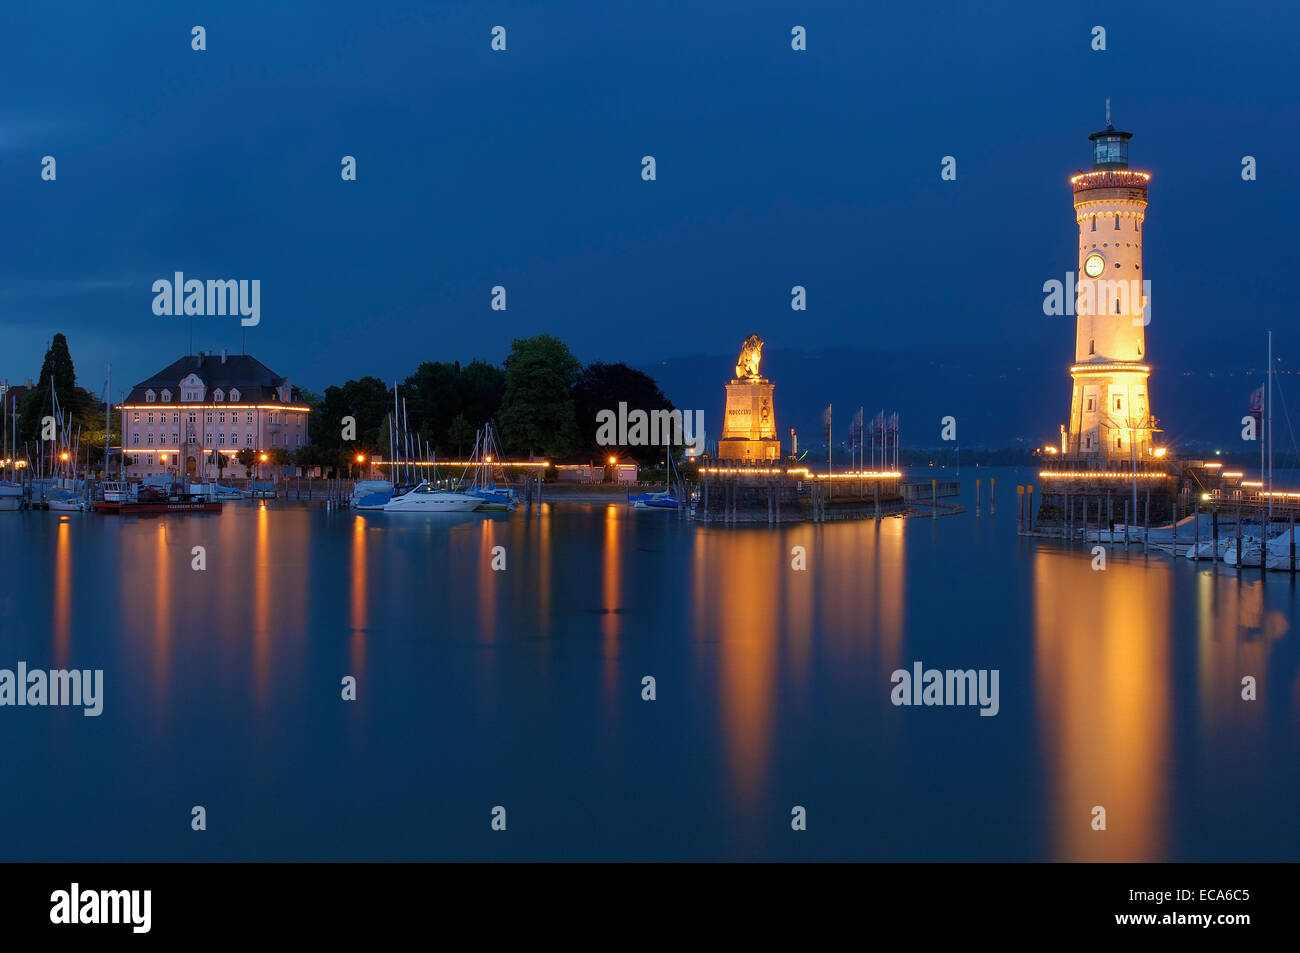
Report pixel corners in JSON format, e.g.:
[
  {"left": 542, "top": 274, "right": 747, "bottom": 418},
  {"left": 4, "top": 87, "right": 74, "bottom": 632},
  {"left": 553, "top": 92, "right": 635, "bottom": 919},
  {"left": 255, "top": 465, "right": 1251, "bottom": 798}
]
[
  {"left": 382, "top": 481, "right": 481, "bottom": 513},
  {"left": 92, "top": 481, "right": 221, "bottom": 514}
]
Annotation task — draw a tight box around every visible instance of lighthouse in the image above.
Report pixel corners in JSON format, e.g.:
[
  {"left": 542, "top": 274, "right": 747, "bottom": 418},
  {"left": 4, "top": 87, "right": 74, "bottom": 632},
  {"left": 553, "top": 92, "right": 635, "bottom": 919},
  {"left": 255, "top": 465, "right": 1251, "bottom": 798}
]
[{"left": 1061, "top": 113, "right": 1157, "bottom": 465}]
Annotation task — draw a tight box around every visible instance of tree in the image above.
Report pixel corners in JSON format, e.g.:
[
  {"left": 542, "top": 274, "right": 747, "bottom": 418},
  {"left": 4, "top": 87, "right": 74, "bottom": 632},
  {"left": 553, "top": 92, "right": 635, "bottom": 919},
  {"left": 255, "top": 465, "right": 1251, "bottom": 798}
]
[
  {"left": 17, "top": 334, "right": 98, "bottom": 444},
  {"left": 269, "top": 447, "right": 293, "bottom": 477},
  {"left": 447, "top": 413, "right": 475, "bottom": 458},
  {"left": 402, "top": 359, "right": 505, "bottom": 454},
  {"left": 496, "top": 335, "right": 582, "bottom": 458},
  {"left": 235, "top": 447, "right": 258, "bottom": 477},
  {"left": 572, "top": 362, "right": 676, "bottom": 464},
  {"left": 316, "top": 376, "right": 390, "bottom": 454}
]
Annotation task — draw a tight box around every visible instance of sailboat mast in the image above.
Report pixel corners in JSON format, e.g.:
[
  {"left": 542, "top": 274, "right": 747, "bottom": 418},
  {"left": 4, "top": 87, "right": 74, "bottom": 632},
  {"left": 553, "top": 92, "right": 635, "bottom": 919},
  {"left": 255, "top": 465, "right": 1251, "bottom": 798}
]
[
  {"left": 1268, "top": 329, "right": 1274, "bottom": 521},
  {"left": 105, "top": 364, "right": 111, "bottom": 480}
]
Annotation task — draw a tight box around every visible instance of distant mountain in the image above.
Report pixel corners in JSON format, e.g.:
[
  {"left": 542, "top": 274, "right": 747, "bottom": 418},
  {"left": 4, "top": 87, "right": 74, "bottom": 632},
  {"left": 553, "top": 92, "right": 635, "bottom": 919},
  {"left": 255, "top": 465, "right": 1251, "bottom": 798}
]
[{"left": 639, "top": 341, "right": 1300, "bottom": 460}]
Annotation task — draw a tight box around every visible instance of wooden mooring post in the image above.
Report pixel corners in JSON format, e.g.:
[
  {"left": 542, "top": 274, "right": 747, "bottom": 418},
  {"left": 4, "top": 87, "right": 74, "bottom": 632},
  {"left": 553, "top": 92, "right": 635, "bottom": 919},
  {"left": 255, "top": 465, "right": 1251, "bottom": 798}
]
[{"left": 1144, "top": 490, "right": 1150, "bottom": 548}]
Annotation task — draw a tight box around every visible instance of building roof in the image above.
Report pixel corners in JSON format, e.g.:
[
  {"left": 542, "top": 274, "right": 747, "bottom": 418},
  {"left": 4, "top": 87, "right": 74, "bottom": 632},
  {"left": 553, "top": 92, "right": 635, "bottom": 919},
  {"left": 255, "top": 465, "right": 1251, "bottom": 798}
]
[{"left": 124, "top": 352, "right": 303, "bottom": 405}]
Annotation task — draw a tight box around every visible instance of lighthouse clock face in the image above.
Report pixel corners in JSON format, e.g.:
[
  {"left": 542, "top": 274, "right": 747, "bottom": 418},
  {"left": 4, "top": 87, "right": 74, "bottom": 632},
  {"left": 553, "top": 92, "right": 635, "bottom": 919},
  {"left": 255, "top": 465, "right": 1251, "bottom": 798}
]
[{"left": 1083, "top": 253, "right": 1105, "bottom": 278}]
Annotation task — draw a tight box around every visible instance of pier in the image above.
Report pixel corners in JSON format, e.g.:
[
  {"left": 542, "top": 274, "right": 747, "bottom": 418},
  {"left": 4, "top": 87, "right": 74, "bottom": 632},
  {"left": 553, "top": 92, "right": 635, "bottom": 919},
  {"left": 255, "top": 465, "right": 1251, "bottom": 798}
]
[{"left": 696, "top": 465, "right": 905, "bottom": 524}]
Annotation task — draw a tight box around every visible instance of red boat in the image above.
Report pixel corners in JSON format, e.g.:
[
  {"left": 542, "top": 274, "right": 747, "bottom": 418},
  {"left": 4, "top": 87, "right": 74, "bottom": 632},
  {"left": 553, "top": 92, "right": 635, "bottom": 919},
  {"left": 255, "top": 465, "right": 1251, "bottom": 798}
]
[{"left": 91, "top": 481, "right": 222, "bottom": 515}]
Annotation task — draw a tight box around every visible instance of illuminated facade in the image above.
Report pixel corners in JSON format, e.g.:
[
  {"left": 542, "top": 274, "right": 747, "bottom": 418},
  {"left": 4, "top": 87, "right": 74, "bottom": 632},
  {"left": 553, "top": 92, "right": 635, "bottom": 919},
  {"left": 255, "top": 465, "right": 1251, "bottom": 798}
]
[
  {"left": 718, "top": 333, "right": 781, "bottom": 462},
  {"left": 120, "top": 351, "right": 310, "bottom": 479},
  {"left": 1062, "top": 122, "right": 1157, "bottom": 464}
]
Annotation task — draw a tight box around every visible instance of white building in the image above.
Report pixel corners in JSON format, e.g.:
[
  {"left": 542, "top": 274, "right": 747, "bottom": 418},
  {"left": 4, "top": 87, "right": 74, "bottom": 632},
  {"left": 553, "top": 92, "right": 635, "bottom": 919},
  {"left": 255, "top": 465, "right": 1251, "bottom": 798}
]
[{"left": 120, "top": 351, "right": 311, "bottom": 479}]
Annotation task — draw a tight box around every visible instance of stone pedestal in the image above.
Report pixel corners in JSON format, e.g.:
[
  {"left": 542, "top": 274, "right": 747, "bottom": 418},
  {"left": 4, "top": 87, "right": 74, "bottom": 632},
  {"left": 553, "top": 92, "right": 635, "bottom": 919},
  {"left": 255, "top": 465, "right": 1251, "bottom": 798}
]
[{"left": 717, "top": 379, "right": 780, "bottom": 461}]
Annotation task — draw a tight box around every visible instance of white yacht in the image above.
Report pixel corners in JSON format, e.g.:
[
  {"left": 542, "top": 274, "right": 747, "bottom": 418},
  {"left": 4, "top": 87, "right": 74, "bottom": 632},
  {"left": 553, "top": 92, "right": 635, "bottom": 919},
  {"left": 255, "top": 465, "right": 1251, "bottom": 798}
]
[
  {"left": 382, "top": 481, "right": 482, "bottom": 513},
  {"left": 0, "top": 482, "right": 22, "bottom": 512}
]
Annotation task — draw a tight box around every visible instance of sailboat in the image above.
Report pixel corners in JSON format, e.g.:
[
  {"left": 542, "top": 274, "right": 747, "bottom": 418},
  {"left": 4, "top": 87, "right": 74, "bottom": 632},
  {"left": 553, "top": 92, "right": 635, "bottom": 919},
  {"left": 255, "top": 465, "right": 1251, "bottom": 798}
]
[
  {"left": 460, "top": 423, "right": 517, "bottom": 510},
  {"left": 631, "top": 440, "right": 683, "bottom": 509}
]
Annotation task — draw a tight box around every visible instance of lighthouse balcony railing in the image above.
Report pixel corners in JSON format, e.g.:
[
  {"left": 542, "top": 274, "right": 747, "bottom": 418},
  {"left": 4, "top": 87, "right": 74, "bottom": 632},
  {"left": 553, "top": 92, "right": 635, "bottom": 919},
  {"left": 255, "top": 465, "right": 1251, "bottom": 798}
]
[{"left": 1071, "top": 169, "right": 1151, "bottom": 193}]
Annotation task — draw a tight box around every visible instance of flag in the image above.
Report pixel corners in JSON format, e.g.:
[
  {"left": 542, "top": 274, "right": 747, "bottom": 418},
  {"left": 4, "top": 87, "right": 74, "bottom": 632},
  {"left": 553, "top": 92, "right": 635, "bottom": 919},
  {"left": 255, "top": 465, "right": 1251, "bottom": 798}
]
[{"left": 1249, "top": 386, "right": 1264, "bottom": 414}]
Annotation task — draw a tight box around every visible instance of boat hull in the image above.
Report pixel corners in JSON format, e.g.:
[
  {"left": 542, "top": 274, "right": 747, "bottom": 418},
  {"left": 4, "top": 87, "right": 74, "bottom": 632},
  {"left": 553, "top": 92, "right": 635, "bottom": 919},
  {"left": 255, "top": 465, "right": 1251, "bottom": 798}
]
[
  {"left": 92, "top": 500, "right": 223, "bottom": 514},
  {"left": 383, "top": 499, "right": 481, "bottom": 513}
]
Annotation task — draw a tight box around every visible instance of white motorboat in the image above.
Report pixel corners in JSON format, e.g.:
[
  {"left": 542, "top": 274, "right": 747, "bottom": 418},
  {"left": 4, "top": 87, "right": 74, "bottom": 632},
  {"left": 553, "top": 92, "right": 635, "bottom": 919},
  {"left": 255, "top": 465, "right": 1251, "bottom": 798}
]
[
  {"left": 382, "top": 481, "right": 482, "bottom": 513},
  {"left": 190, "top": 482, "right": 244, "bottom": 501},
  {"left": 0, "top": 481, "right": 22, "bottom": 512},
  {"left": 46, "top": 495, "right": 86, "bottom": 512}
]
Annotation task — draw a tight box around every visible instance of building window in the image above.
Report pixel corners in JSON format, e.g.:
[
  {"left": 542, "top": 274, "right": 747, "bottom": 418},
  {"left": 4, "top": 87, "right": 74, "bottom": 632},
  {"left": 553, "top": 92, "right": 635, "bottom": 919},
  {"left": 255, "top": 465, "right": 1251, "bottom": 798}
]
[
  {"left": 172, "top": 433, "right": 178, "bottom": 445},
  {"left": 172, "top": 412, "right": 179, "bottom": 424},
  {"left": 1090, "top": 215, "right": 1096, "bottom": 232},
  {"left": 296, "top": 434, "right": 303, "bottom": 447},
  {"left": 246, "top": 433, "right": 254, "bottom": 446},
  {"left": 218, "top": 412, "right": 225, "bottom": 424},
  {"left": 246, "top": 412, "right": 253, "bottom": 424},
  {"left": 146, "top": 412, "right": 154, "bottom": 424},
  {"left": 188, "top": 412, "right": 197, "bottom": 424},
  {"left": 189, "top": 434, "right": 196, "bottom": 445},
  {"left": 230, "top": 389, "right": 240, "bottom": 402},
  {"left": 1116, "top": 437, "right": 1123, "bottom": 449},
  {"left": 1115, "top": 397, "right": 1123, "bottom": 411},
  {"left": 161, "top": 389, "right": 171, "bottom": 402},
  {"left": 1086, "top": 397, "right": 1096, "bottom": 412},
  {"left": 133, "top": 412, "right": 140, "bottom": 423},
  {"left": 205, "top": 433, "right": 213, "bottom": 445},
  {"left": 206, "top": 412, "right": 213, "bottom": 424},
  {"left": 1088, "top": 339, "right": 1094, "bottom": 355},
  {"left": 132, "top": 433, "right": 140, "bottom": 446},
  {"left": 218, "top": 433, "right": 225, "bottom": 446},
  {"left": 1114, "top": 214, "right": 1120, "bottom": 229},
  {"left": 146, "top": 433, "right": 154, "bottom": 446},
  {"left": 145, "top": 390, "right": 155, "bottom": 402}
]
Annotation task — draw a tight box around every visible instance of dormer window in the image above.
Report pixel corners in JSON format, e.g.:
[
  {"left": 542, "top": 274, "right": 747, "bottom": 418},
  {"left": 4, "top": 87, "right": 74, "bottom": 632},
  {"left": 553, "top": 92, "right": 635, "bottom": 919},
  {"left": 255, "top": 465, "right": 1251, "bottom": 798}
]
[
  {"left": 145, "top": 389, "right": 156, "bottom": 402},
  {"left": 229, "top": 388, "right": 240, "bottom": 402},
  {"left": 213, "top": 389, "right": 224, "bottom": 402},
  {"left": 160, "top": 389, "right": 171, "bottom": 402}
]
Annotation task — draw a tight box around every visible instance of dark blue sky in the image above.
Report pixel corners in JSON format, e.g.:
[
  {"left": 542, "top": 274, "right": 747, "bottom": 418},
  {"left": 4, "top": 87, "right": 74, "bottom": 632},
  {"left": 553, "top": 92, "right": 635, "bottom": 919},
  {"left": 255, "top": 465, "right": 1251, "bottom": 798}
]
[{"left": 3, "top": 0, "right": 1298, "bottom": 418}]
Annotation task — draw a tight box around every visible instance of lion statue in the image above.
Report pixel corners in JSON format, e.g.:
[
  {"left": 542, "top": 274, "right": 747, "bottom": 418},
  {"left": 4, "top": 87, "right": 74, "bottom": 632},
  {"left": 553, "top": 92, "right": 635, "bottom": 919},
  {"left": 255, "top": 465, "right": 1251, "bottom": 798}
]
[{"left": 735, "top": 333, "right": 764, "bottom": 380}]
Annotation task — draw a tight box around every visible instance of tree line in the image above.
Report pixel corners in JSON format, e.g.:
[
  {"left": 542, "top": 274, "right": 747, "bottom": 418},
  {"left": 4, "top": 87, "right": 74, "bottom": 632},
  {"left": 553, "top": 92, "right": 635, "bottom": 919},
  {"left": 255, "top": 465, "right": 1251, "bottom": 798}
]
[
  {"left": 7, "top": 333, "right": 676, "bottom": 475},
  {"left": 306, "top": 334, "right": 678, "bottom": 472}
]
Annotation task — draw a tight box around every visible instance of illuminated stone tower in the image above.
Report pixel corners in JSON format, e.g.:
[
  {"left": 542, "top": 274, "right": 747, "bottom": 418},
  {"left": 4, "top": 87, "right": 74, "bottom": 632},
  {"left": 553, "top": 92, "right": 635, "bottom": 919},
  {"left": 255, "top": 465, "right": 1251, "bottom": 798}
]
[{"left": 1062, "top": 116, "right": 1157, "bottom": 465}]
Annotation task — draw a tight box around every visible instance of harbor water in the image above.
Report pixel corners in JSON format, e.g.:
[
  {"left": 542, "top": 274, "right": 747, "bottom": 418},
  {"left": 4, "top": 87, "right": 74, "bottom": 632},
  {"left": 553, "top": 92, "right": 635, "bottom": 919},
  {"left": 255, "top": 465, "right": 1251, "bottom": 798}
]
[{"left": 0, "top": 467, "right": 1296, "bottom": 860}]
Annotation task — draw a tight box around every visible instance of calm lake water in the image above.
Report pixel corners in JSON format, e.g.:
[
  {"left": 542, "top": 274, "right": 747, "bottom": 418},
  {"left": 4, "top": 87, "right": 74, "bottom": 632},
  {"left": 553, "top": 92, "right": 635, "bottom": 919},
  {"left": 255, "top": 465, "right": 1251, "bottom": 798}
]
[{"left": 1, "top": 467, "right": 1297, "bottom": 861}]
